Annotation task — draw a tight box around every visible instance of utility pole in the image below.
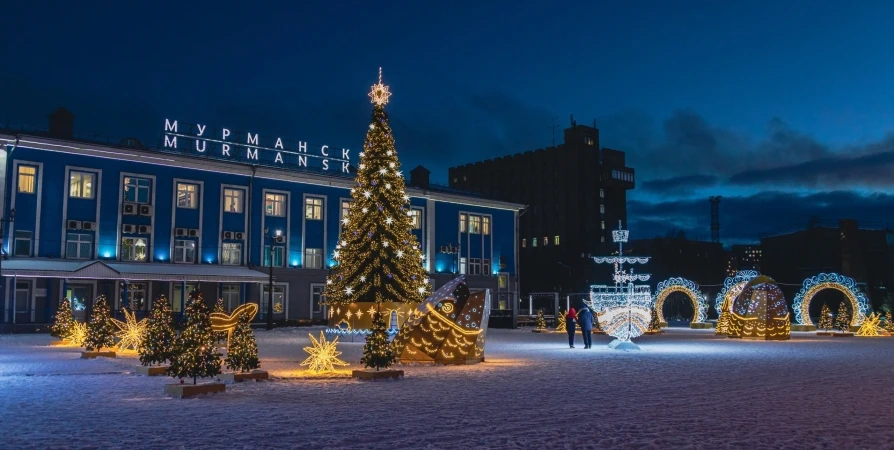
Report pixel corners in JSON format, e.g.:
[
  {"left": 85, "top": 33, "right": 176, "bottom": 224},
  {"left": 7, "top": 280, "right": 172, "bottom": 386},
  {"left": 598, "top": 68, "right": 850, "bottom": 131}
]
[{"left": 547, "top": 117, "right": 560, "bottom": 147}]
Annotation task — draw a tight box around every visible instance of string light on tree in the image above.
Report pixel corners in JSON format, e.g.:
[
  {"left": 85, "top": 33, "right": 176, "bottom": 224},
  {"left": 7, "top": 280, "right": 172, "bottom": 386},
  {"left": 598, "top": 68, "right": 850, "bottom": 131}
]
[{"left": 51, "top": 299, "right": 75, "bottom": 341}]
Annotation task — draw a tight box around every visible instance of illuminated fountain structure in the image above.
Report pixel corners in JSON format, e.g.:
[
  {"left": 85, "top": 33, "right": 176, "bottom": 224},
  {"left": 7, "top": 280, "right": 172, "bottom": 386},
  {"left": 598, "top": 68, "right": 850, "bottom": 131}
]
[{"left": 588, "top": 221, "right": 651, "bottom": 350}]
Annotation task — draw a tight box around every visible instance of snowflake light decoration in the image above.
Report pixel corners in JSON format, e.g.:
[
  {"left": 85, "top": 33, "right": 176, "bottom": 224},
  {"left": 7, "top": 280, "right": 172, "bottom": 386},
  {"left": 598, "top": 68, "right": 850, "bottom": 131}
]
[
  {"left": 300, "top": 331, "right": 349, "bottom": 374},
  {"left": 112, "top": 308, "right": 147, "bottom": 352},
  {"left": 66, "top": 321, "right": 88, "bottom": 347}
]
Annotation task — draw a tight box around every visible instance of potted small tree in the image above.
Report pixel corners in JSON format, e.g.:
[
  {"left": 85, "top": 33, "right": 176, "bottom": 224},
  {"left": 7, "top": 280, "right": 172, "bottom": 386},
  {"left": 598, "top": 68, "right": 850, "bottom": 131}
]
[
  {"left": 137, "top": 296, "right": 177, "bottom": 375},
  {"left": 221, "top": 313, "right": 267, "bottom": 382},
  {"left": 833, "top": 301, "right": 854, "bottom": 337},
  {"left": 353, "top": 309, "right": 403, "bottom": 380},
  {"left": 50, "top": 298, "right": 74, "bottom": 346},
  {"left": 165, "top": 291, "right": 224, "bottom": 398},
  {"left": 81, "top": 296, "right": 117, "bottom": 358}
]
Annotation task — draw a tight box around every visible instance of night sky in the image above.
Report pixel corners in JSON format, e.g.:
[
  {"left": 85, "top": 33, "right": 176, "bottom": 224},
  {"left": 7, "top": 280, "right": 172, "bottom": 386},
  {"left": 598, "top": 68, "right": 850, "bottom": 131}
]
[{"left": 3, "top": 1, "right": 894, "bottom": 243}]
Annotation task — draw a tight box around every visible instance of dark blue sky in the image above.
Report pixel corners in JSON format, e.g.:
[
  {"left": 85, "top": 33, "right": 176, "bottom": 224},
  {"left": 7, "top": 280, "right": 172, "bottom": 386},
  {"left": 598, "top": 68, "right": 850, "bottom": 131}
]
[{"left": 3, "top": 1, "right": 894, "bottom": 243}]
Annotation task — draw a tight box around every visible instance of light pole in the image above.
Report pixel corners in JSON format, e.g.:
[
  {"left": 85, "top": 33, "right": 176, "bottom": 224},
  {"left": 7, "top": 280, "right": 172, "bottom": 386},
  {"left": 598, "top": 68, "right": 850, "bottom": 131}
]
[
  {"left": 442, "top": 243, "right": 460, "bottom": 278},
  {"left": 264, "top": 227, "right": 281, "bottom": 331}
]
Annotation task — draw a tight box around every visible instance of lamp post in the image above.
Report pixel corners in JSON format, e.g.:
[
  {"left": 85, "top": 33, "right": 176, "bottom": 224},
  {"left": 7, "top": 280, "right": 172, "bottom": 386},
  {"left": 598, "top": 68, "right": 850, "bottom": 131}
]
[
  {"left": 442, "top": 243, "right": 460, "bottom": 278},
  {"left": 264, "top": 227, "right": 281, "bottom": 331}
]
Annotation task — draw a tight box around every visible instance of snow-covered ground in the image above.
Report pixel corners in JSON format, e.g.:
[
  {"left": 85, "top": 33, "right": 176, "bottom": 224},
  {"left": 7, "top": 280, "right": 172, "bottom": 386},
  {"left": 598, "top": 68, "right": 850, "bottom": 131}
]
[{"left": 1, "top": 328, "right": 893, "bottom": 449}]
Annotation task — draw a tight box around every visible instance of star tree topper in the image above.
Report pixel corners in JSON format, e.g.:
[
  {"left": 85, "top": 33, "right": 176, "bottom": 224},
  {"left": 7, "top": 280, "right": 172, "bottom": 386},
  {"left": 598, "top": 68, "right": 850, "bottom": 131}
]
[{"left": 369, "top": 67, "right": 392, "bottom": 106}]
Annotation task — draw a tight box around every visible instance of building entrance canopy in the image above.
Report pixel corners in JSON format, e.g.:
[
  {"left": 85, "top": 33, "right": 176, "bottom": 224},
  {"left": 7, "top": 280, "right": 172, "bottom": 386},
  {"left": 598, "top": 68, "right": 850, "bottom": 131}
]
[{"left": 1, "top": 259, "right": 270, "bottom": 283}]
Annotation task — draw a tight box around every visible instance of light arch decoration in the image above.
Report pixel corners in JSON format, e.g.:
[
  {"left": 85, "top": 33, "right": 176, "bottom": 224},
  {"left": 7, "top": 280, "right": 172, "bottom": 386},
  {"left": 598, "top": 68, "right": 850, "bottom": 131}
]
[
  {"left": 653, "top": 277, "right": 708, "bottom": 324},
  {"left": 714, "top": 270, "right": 759, "bottom": 315},
  {"left": 792, "top": 273, "right": 869, "bottom": 327}
]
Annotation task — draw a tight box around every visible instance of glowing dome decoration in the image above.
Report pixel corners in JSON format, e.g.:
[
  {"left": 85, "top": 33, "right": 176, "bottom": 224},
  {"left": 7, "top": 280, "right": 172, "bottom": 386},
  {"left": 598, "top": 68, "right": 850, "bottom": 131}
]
[
  {"left": 588, "top": 221, "right": 652, "bottom": 348},
  {"left": 728, "top": 276, "right": 790, "bottom": 340},
  {"left": 714, "top": 270, "right": 760, "bottom": 315},
  {"left": 792, "top": 273, "right": 869, "bottom": 327}
]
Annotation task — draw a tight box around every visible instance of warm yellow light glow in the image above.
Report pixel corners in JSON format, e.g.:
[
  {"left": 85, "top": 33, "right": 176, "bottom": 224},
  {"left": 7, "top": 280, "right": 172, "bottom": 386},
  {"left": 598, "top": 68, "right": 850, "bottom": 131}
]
[
  {"left": 856, "top": 313, "right": 882, "bottom": 337},
  {"left": 66, "top": 321, "right": 88, "bottom": 347},
  {"left": 368, "top": 67, "right": 392, "bottom": 106},
  {"left": 800, "top": 282, "right": 861, "bottom": 327},
  {"left": 112, "top": 308, "right": 147, "bottom": 352},
  {"left": 210, "top": 303, "right": 259, "bottom": 347},
  {"left": 300, "top": 331, "right": 349, "bottom": 374}
]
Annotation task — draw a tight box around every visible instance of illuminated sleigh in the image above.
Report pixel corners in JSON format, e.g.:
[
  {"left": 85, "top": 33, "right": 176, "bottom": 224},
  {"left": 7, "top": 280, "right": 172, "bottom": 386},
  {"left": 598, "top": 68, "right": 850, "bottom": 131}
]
[{"left": 393, "top": 277, "right": 491, "bottom": 365}]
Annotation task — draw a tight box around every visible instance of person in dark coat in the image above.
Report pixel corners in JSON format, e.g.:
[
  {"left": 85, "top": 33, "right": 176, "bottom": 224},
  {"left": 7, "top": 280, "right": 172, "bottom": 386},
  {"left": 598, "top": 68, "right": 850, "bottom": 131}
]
[
  {"left": 577, "top": 306, "right": 594, "bottom": 349},
  {"left": 565, "top": 307, "right": 577, "bottom": 348}
]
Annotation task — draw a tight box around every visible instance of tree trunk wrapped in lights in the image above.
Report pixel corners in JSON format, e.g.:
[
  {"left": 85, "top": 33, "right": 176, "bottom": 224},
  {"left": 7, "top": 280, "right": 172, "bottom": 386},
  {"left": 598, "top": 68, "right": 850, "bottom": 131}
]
[
  {"left": 168, "top": 291, "right": 222, "bottom": 384},
  {"left": 835, "top": 301, "right": 850, "bottom": 332},
  {"left": 817, "top": 304, "right": 833, "bottom": 331},
  {"left": 85, "top": 296, "right": 116, "bottom": 351},
  {"left": 51, "top": 298, "right": 74, "bottom": 340},
  {"left": 139, "top": 296, "right": 177, "bottom": 367},
  {"left": 225, "top": 313, "right": 260, "bottom": 373},
  {"left": 361, "top": 309, "right": 394, "bottom": 371}
]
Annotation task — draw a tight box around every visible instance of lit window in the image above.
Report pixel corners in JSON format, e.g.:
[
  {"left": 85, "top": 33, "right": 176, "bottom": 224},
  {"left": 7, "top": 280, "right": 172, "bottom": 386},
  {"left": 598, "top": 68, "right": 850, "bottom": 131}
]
[
  {"left": 543, "top": 236, "right": 549, "bottom": 246},
  {"left": 459, "top": 257, "right": 467, "bottom": 275},
  {"left": 600, "top": 204, "right": 605, "bottom": 214},
  {"left": 305, "top": 248, "right": 323, "bottom": 269},
  {"left": 459, "top": 214, "right": 467, "bottom": 233},
  {"left": 222, "top": 284, "right": 240, "bottom": 311},
  {"left": 224, "top": 188, "right": 243, "bottom": 213},
  {"left": 17, "top": 166, "right": 36, "bottom": 194},
  {"left": 522, "top": 238, "right": 526, "bottom": 248},
  {"left": 533, "top": 238, "right": 538, "bottom": 247},
  {"left": 123, "top": 177, "right": 151, "bottom": 204},
  {"left": 554, "top": 235, "right": 560, "bottom": 245},
  {"left": 121, "top": 237, "right": 147, "bottom": 261},
  {"left": 222, "top": 242, "right": 242, "bottom": 265},
  {"left": 261, "top": 285, "right": 285, "bottom": 316},
  {"left": 265, "top": 193, "right": 286, "bottom": 217},
  {"left": 409, "top": 209, "right": 422, "bottom": 229},
  {"left": 264, "top": 245, "right": 285, "bottom": 267},
  {"left": 177, "top": 183, "right": 198, "bottom": 209},
  {"left": 469, "top": 215, "right": 481, "bottom": 234},
  {"left": 14, "top": 230, "right": 33, "bottom": 256},
  {"left": 482, "top": 216, "right": 490, "bottom": 235},
  {"left": 121, "top": 283, "right": 147, "bottom": 311},
  {"left": 305, "top": 197, "right": 323, "bottom": 220},
  {"left": 601, "top": 221, "right": 605, "bottom": 230},
  {"left": 174, "top": 239, "right": 196, "bottom": 263},
  {"left": 600, "top": 189, "right": 604, "bottom": 198},
  {"left": 312, "top": 285, "right": 325, "bottom": 313},
  {"left": 341, "top": 200, "right": 352, "bottom": 221},
  {"left": 66, "top": 233, "right": 93, "bottom": 259},
  {"left": 69, "top": 171, "right": 94, "bottom": 199}
]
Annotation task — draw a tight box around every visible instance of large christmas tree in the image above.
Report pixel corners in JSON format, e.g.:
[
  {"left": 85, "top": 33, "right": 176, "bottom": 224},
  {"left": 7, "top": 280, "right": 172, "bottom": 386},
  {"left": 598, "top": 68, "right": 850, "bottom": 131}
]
[
  {"left": 51, "top": 298, "right": 74, "bottom": 340},
  {"left": 325, "top": 68, "right": 430, "bottom": 307},
  {"left": 225, "top": 313, "right": 260, "bottom": 373},
  {"left": 835, "top": 301, "right": 850, "bottom": 332},
  {"left": 139, "top": 296, "right": 177, "bottom": 367},
  {"left": 169, "top": 291, "right": 222, "bottom": 384},
  {"left": 817, "top": 304, "right": 833, "bottom": 331},
  {"left": 84, "top": 296, "right": 116, "bottom": 351}
]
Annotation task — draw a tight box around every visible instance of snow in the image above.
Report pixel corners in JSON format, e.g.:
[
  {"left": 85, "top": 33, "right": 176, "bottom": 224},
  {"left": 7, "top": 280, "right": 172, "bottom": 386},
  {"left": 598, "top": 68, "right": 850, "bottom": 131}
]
[{"left": 2, "top": 328, "right": 894, "bottom": 449}]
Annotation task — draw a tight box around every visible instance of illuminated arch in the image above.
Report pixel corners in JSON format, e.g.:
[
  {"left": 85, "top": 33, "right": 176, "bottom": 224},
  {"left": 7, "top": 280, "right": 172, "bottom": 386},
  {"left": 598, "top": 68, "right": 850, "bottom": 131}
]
[
  {"left": 792, "top": 273, "right": 870, "bottom": 327},
  {"left": 653, "top": 277, "right": 708, "bottom": 324},
  {"left": 714, "top": 270, "right": 759, "bottom": 315}
]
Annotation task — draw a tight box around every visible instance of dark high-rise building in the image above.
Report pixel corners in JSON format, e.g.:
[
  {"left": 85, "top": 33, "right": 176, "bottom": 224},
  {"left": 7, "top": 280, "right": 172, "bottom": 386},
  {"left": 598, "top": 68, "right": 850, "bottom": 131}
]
[
  {"left": 449, "top": 122, "right": 635, "bottom": 294},
  {"left": 727, "top": 244, "right": 762, "bottom": 276}
]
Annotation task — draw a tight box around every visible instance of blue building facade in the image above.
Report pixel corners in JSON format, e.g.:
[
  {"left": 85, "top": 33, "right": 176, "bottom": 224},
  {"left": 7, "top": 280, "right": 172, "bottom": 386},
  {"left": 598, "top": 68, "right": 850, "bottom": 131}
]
[{"left": 0, "top": 123, "right": 521, "bottom": 327}]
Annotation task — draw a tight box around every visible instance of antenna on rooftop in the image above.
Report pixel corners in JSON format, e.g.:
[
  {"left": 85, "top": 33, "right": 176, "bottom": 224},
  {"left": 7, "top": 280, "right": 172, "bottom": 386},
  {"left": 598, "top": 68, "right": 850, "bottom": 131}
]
[{"left": 548, "top": 117, "right": 559, "bottom": 147}]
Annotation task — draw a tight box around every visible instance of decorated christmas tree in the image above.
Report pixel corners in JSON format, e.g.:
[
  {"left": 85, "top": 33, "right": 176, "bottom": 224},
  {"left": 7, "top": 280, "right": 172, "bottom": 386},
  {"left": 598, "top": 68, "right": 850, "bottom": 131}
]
[
  {"left": 325, "top": 68, "right": 430, "bottom": 308},
  {"left": 212, "top": 297, "right": 227, "bottom": 342},
  {"left": 535, "top": 310, "right": 547, "bottom": 330},
  {"left": 647, "top": 306, "right": 661, "bottom": 333},
  {"left": 360, "top": 309, "right": 394, "bottom": 371},
  {"left": 51, "top": 298, "right": 74, "bottom": 340},
  {"left": 225, "top": 313, "right": 260, "bottom": 373},
  {"left": 817, "top": 304, "right": 833, "bottom": 331},
  {"left": 84, "top": 296, "right": 116, "bottom": 351},
  {"left": 555, "top": 310, "right": 566, "bottom": 332},
  {"left": 886, "top": 312, "right": 894, "bottom": 333},
  {"left": 593, "top": 309, "right": 603, "bottom": 333},
  {"left": 835, "top": 301, "right": 850, "bottom": 332},
  {"left": 168, "top": 291, "right": 221, "bottom": 384},
  {"left": 139, "top": 296, "right": 177, "bottom": 367}
]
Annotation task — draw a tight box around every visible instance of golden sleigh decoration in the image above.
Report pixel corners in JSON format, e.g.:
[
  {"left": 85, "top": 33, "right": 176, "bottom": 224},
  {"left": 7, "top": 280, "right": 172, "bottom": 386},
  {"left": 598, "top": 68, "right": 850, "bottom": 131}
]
[
  {"left": 393, "top": 276, "right": 491, "bottom": 365},
  {"left": 210, "top": 303, "right": 259, "bottom": 347}
]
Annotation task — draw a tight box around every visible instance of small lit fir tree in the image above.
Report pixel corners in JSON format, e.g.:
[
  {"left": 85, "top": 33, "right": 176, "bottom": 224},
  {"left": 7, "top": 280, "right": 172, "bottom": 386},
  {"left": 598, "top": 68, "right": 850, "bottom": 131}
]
[
  {"left": 84, "top": 296, "right": 116, "bottom": 351},
  {"left": 647, "top": 306, "right": 662, "bottom": 333},
  {"left": 535, "top": 310, "right": 547, "bottom": 330},
  {"left": 817, "top": 304, "right": 833, "bottom": 331},
  {"left": 325, "top": 69, "right": 430, "bottom": 308},
  {"left": 213, "top": 297, "right": 227, "bottom": 343},
  {"left": 139, "top": 296, "right": 177, "bottom": 367},
  {"left": 51, "top": 298, "right": 74, "bottom": 340},
  {"left": 715, "top": 299, "right": 731, "bottom": 335},
  {"left": 555, "top": 310, "right": 566, "bottom": 332},
  {"left": 886, "top": 312, "right": 894, "bottom": 333},
  {"left": 225, "top": 313, "right": 260, "bottom": 373},
  {"left": 168, "top": 291, "right": 222, "bottom": 384},
  {"left": 835, "top": 301, "right": 850, "bottom": 332},
  {"left": 361, "top": 309, "right": 394, "bottom": 371}
]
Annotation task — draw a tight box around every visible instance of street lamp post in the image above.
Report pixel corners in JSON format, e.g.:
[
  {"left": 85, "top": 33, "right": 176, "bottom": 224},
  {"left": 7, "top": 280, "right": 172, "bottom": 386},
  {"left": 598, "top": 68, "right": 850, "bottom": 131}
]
[
  {"left": 0, "top": 208, "right": 16, "bottom": 315},
  {"left": 264, "top": 227, "right": 281, "bottom": 331},
  {"left": 442, "top": 243, "right": 460, "bottom": 278}
]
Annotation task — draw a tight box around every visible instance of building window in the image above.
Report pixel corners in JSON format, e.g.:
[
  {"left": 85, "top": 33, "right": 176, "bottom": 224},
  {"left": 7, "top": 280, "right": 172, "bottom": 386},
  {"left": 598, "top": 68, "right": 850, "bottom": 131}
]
[
  {"left": 176, "top": 183, "right": 198, "bottom": 209},
  {"left": 121, "top": 237, "right": 148, "bottom": 261},
  {"left": 171, "top": 283, "right": 198, "bottom": 313},
  {"left": 123, "top": 177, "right": 151, "bottom": 204},
  {"left": 66, "top": 233, "right": 93, "bottom": 259},
  {"left": 482, "top": 216, "right": 490, "bottom": 235},
  {"left": 341, "top": 200, "right": 352, "bottom": 219},
  {"left": 174, "top": 239, "right": 196, "bottom": 263},
  {"left": 14, "top": 231, "right": 32, "bottom": 256},
  {"left": 469, "top": 215, "right": 481, "bottom": 234},
  {"left": 120, "top": 283, "right": 146, "bottom": 311},
  {"left": 600, "top": 189, "right": 604, "bottom": 198},
  {"left": 469, "top": 258, "right": 481, "bottom": 275},
  {"left": 265, "top": 193, "right": 286, "bottom": 217},
  {"left": 17, "top": 166, "right": 36, "bottom": 194},
  {"left": 305, "top": 197, "right": 323, "bottom": 220},
  {"left": 522, "top": 238, "right": 526, "bottom": 248},
  {"left": 543, "top": 236, "right": 549, "bottom": 246},
  {"left": 261, "top": 285, "right": 285, "bottom": 315},
  {"left": 600, "top": 204, "right": 605, "bottom": 214},
  {"left": 533, "top": 238, "right": 538, "bottom": 247},
  {"left": 69, "top": 171, "right": 94, "bottom": 199},
  {"left": 554, "top": 235, "right": 560, "bottom": 246},
  {"left": 305, "top": 248, "right": 323, "bottom": 269},
  {"left": 483, "top": 259, "right": 491, "bottom": 275},
  {"left": 224, "top": 188, "right": 243, "bottom": 213},
  {"left": 264, "top": 245, "right": 285, "bottom": 267},
  {"left": 601, "top": 221, "right": 606, "bottom": 230},
  {"left": 459, "top": 257, "right": 467, "bottom": 275},
  {"left": 311, "top": 285, "right": 325, "bottom": 313},
  {"left": 221, "top": 242, "right": 242, "bottom": 265},
  {"left": 459, "top": 214, "right": 467, "bottom": 233},
  {"left": 409, "top": 209, "right": 422, "bottom": 230},
  {"left": 222, "top": 284, "right": 240, "bottom": 311}
]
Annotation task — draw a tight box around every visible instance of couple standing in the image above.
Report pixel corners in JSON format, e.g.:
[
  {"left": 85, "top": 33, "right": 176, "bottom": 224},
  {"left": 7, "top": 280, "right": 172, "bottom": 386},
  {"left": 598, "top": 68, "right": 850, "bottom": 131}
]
[{"left": 565, "top": 306, "right": 594, "bottom": 349}]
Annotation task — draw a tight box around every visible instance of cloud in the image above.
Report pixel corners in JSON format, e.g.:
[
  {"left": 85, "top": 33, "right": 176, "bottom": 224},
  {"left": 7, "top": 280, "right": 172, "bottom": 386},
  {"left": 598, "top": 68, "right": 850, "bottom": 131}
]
[{"left": 640, "top": 174, "right": 720, "bottom": 195}]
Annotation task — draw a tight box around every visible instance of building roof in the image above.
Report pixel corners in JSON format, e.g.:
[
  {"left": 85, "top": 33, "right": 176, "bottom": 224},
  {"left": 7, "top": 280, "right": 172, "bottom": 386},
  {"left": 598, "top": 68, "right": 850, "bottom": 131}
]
[{"left": 1, "top": 259, "right": 270, "bottom": 283}]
